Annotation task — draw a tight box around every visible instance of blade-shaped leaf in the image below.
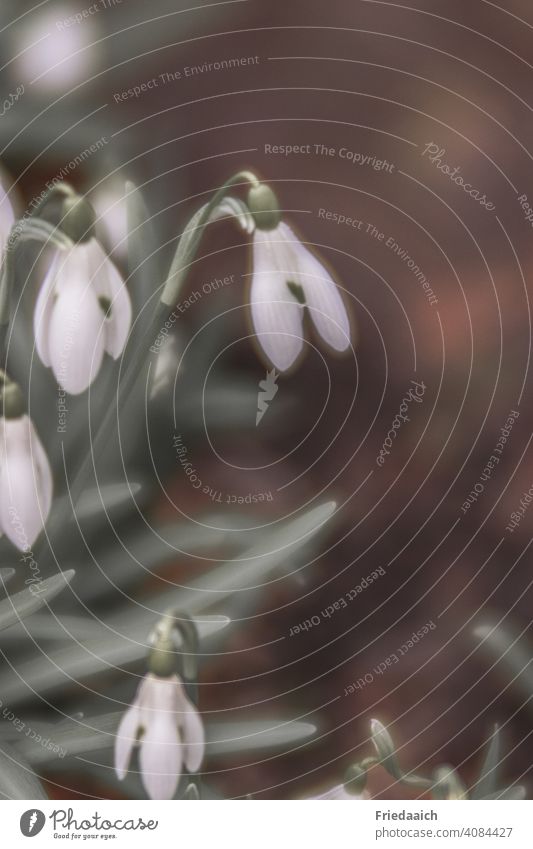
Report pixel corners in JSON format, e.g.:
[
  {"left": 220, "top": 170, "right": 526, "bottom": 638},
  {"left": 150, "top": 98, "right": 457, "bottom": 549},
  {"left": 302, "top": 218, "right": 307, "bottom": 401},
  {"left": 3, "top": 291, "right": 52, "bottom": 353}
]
[
  {"left": 474, "top": 623, "right": 533, "bottom": 703},
  {"left": 0, "top": 741, "right": 47, "bottom": 799},
  {"left": 0, "top": 568, "right": 15, "bottom": 587},
  {"left": 52, "top": 483, "right": 141, "bottom": 522},
  {"left": 19, "top": 714, "right": 316, "bottom": 765},
  {"left": 485, "top": 786, "right": 526, "bottom": 800},
  {"left": 76, "top": 520, "right": 236, "bottom": 603},
  {"left": 1, "top": 613, "right": 229, "bottom": 706},
  {"left": 370, "top": 719, "right": 432, "bottom": 790},
  {"left": 126, "top": 180, "right": 161, "bottom": 328},
  {"left": 371, "top": 719, "right": 403, "bottom": 780},
  {"left": 206, "top": 719, "right": 317, "bottom": 755},
  {"left": 179, "top": 501, "right": 337, "bottom": 614},
  {"left": 0, "top": 570, "right": 75, "bottom": 632},
  {"left": 471, "top": 725, "right": 500, "bottom": 800}
]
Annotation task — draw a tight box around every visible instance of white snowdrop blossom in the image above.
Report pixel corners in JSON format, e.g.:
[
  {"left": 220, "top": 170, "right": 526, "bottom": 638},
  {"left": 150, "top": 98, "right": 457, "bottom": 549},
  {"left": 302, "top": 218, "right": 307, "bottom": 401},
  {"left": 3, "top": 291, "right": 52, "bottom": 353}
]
[
  {"left": 250, "top": 221, "right": 351, "bottom": 372},
  {"left": 34, "top": 239, "right": 132, "bottom": 394},
  {"left": 0, "top": 414, "right": 52, "bottom": 551},
  {"left": 115, "top": 673, "right": 204, "bottom": 800}
]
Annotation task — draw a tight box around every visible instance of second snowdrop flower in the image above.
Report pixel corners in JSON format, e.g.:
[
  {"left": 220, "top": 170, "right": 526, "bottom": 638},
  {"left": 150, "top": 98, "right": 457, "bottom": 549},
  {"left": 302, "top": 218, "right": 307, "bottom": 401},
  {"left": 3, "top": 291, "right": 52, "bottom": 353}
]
[
  {"left": 247, "top": 184, "right": 351, "bottom": 372},
  {"left": 115, "top": 672, "right": 204, "bottom": 800},
  {"left": 33, "top": 197, "right": 132, "bottom": 395},
  {"left": 115, "top": 613, "right": 204, "bottom": 800},
  {"left": 0, "top": 373, "right": 52, "bottom": 550}
]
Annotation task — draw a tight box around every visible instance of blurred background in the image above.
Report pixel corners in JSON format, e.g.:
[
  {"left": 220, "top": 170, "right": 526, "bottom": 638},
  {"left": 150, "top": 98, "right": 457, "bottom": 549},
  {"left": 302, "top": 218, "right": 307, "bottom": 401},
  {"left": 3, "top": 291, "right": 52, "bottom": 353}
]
[{"left": 1, "top": 0, "right": 533, "bottom": 800}]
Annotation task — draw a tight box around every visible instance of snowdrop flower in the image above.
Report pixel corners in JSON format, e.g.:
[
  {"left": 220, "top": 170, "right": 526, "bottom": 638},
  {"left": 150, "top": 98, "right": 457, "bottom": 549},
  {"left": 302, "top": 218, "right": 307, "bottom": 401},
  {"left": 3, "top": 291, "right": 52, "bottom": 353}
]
[
  {"left": 115, "top": 672, "right": 204, "bottom": 800},
  {"left": 0, "top": 374, "right": 52, "bottom": 550},
  {"left": 247, "top": 184, "right": 351, "bottom": 372},
  {"left": 34, "top": 199, "right": 132, "bottom": 394}
]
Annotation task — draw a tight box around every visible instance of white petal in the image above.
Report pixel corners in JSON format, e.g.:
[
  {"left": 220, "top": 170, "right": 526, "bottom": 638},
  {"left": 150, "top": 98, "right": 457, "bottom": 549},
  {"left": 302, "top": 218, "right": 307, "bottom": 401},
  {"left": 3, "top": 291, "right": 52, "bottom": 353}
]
[
  {"left": 87, "top": 239, "right": 132, "bottom": 359},
  {"left": 139, "top": 717, "right": 182, "bottom": 800},
  {"left": 33, "top": 252, "right": 61, "bottom": 367},
  {"left": 181, "top": 696, "right": 205, "bottom": 773},
  {"left": 0, "top": 181, "right": 14, "bottom": 249},
  {"left": 48, "top": 276, "right": 105, "bottom": 394},
  {"left": 0, "top": 416, "right": 52, "bottom": 549},
  {"left": 28, "top": 418, "right": 53, "bottom": 524},
  {"left": 283, "top": 223, "right": 351, "bottom": 352},
  {"left": 250, "top": 227, "right": 304, "bottom": 371},
  {"left": 114, "top": 703, "right": 141, "bottom": 780}
]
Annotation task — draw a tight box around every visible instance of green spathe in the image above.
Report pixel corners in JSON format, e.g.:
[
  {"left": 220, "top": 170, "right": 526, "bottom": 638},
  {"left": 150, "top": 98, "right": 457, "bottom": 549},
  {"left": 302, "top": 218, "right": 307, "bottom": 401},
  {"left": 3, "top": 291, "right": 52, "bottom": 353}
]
[{"left": 247, "top": 183, "right": 281, "bottom": 231}]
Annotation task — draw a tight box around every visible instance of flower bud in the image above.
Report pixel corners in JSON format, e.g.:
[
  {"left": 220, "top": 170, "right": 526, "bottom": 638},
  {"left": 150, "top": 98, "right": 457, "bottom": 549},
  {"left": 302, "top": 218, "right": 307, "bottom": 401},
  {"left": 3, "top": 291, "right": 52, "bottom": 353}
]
[
  {"left": 343, "top": 763, "right": 367, "bottom": 796},
  {"left": 60, "top": 195, "right": 97, "bottom": 243},
  {"left": 148, "top": 634, "right": 177, "bottom": 678},
  {"left": 247, "top": 183, "right": 281, "bottom": 231},
  {"left": 433, "top": 765, "right": 467, "bottom": 800},
  {"left": 0, "top": 371, "right": 26, "bottom": 419}
]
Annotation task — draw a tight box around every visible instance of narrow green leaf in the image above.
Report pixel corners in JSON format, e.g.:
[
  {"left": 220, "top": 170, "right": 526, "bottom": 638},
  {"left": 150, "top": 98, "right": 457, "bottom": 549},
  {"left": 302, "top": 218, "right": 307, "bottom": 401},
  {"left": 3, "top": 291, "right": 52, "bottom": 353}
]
[
  {"left": 0, "top": 568, "right": 15, "bottom": 587},
  {"left": 474, "top": 623, "right": 533, "bottom": 704},
  {"left": 432, "top": 765, "right": 467, "bottom": 800},
  {"left": 471, "top": 725, "right": 500, "bottom": 800},
  {"left": 52, "top": 483, "right": 141, "bottom": 522},
  {"left": 0, "top": 570, "right": 75, "bottom": 632},
  {"left": 179, "top": 501, "right": 337, "bottom": 614},
  {"left": 183, "top": 783, "right": 199, "bottom": 799},
  {"left": 16, "top": 713, "right": 121, "bottom": 765},
  {"left": 206, "top": 719, "right": 317, "bottom": 755},
  {"left": 126, "top": 180, "right": 160, "bottom": 324},
  {"left": 486, "top": 786, "right": 526, "bottom": 800},
  {"left": 77, "top": 520, "right": 234, "bottom": 603},
  {"left": 371, "top": 719, "right": 403, "bottom": 780},
  {"left": 20, "top": 715, "right": 316, "bottom": 765},
  {"left": 0, "top": 741, "right": 47, "bottom": 799},
  {"left": 1, "top": 614, "right": 229, "bottom": 706}
]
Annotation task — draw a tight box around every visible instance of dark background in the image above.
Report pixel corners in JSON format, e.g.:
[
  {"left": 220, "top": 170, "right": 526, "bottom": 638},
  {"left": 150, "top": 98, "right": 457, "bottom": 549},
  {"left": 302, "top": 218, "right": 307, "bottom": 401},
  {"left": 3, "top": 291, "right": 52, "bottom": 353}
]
[{"left": 2, "top": 0, "right": 533, "bottom": 799}]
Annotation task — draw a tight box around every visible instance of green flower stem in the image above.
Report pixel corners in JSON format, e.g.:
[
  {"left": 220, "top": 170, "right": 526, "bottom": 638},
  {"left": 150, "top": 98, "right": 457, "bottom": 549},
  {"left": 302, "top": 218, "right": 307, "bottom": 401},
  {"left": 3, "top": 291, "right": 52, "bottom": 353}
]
[
  {"left": 0, "top": 219, "right": 73, "bottom": 356},
  {"left": 29, "top": 182, "right": 76, "bottom": 219},
  {"left": 160, "top": 169, "right": 259, "bottom": 307},
  {"left": 148, "top": 609, "right": 199, "bottom": 681},
  {"left": 48, "top": 171, "right": 261, "bottom": 528},
  {"left": 40, "top": 171, "right": 260, "bottom": 568}
]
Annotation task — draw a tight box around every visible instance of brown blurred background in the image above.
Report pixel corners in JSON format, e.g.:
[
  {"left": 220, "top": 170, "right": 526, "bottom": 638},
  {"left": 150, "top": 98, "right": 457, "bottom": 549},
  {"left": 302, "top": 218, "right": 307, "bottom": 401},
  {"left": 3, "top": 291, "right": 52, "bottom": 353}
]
[{"left": 3, "top": 0, "right": 533, "bottom": 799}]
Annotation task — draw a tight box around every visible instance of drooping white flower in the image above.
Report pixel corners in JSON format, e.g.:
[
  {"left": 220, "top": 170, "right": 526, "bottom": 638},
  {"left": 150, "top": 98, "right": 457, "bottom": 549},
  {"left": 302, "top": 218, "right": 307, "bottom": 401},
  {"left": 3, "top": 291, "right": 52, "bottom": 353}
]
[
  {"left": 249, "top": 221, "right": 351, "bottom": 372},
  {"left": 34, "top": 239, "right": 132, "bottom": 394},
  {"left": 115, "top": 672, "right": 204, "bottom": 800},
  {"left": 0, "top": 414, "right": 52, "bottom": 551}
]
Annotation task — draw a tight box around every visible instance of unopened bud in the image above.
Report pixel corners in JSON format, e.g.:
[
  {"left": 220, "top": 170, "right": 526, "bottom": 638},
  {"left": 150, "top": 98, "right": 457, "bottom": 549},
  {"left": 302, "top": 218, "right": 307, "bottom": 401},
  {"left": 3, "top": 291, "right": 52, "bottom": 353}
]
[
  {"left": 247, "top": 183, "right": 281, "bottom": 231},
  {"left": 0, "top": 371, "right": 25, "bottom": 419},
  {"left": 60, "top": 195, "right": 97, "bottom": 243},
  {"left": 343, "top": 764, "right": 367, "bottom": 796},
  {"left": 148, "top": 635, "right": 177, "bottom": 678}
]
